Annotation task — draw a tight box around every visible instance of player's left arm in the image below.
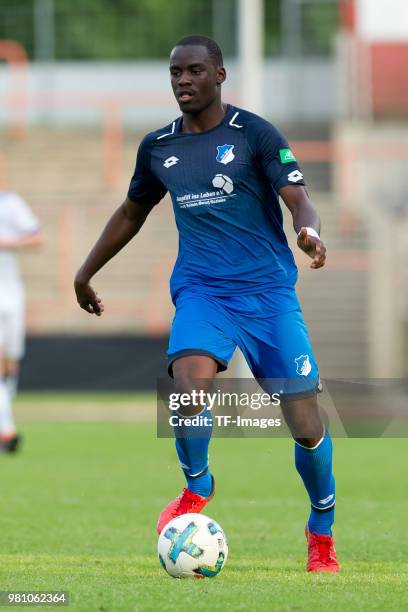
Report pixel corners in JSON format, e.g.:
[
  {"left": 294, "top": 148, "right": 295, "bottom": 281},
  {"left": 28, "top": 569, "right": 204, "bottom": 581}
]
[
  {"left": 280, "top": 185, "right": 326, "bottom": 269},
  {"left": 249, "top": 118, "right": 326, "bottom": 270}
]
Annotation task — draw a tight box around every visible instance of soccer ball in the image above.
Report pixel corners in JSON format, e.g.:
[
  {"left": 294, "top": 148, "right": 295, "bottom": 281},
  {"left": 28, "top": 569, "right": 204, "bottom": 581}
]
[
  {"left": 212, "top": 174, "right": 234, "bottom": 194},
  {"left": 158, "top": 513, "right": 228, "bottom": 579}
]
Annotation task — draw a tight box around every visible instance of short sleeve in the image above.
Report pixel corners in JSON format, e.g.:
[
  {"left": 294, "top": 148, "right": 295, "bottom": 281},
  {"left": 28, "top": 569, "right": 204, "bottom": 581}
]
[
  {"left": 127, "top": 136, "right": 167, "bottom": 206},
  {"left": 9, "top": 193, "right": 40, "bottom": 235},
  {"left": 250, "top": 121, "right": 305, "bottom": 192}
]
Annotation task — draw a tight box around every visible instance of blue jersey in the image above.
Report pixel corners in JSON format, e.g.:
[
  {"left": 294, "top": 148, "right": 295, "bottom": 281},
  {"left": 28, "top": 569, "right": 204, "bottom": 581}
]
[{"left": 128, "top": 104, "right": 306, "bottom": 301}]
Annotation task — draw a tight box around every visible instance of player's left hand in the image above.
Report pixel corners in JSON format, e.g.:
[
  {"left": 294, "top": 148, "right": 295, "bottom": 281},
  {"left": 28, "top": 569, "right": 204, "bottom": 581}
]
[
  {"left": 74, "top": 279, "right": 105, "bottom": 316},
  {"left": 297, "top": 227, "right": 326, "bottom": 269}
]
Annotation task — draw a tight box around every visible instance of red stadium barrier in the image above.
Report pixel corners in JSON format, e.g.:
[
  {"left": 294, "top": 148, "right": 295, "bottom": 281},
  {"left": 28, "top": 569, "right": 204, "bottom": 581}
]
[
  {"left": 0, "top": 150, "right": 5, "bottom": 189},
  {"left": 102, "top": 99, "right": 123, "bottom": 191},
  {"left": 0, "top": 39, "right": 28, "bottom": 138}
]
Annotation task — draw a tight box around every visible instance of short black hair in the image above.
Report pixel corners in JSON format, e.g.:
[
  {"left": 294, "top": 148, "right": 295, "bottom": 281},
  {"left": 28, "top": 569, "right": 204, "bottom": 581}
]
[{"left": 173, "top": 35, "right": 223, "bottom": 67}]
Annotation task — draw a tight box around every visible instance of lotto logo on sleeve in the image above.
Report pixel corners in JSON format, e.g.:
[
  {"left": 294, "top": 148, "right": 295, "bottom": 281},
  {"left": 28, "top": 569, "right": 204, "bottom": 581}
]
[
  {"left": 279, "top": 148, "right": 297, "bottom": 164},
  {"left": 288, "top": 170, "right": 303, "bottom": 183}
]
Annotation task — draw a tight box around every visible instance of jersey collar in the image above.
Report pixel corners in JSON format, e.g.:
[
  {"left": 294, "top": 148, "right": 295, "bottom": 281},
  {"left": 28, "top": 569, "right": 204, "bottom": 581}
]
[{"left": 175, "top": 104, "right": 234, "bottom": 135}]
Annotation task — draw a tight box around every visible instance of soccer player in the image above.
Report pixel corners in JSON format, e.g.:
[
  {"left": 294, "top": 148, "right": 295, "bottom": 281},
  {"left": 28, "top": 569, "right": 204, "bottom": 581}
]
[
  {"left": 0, "top": 191, "right": 42, "bottom": 452},
  {"left": 74, "top": 35, "right": 338, "bottom": 572}
]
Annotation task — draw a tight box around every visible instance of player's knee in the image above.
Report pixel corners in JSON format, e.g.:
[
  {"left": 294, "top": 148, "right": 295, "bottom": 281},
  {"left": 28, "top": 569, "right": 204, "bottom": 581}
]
[
  {"left": 173, "top": 370, "right": 209, "bottom": 401},
  {"left": 281, "top": 395, "right": 323, "bottom": 442},
  {"left": 172, "top": 356, "right": 216, "bottom": 416},
  {"left": 173, "top": 356, "right": 216, "bottom": 393}
]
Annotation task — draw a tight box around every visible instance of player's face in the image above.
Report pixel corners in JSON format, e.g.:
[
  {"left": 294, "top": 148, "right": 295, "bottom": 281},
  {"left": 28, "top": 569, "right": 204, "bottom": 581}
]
[{"left": 169, "top": 45, "right": 225, "bottom": 113}]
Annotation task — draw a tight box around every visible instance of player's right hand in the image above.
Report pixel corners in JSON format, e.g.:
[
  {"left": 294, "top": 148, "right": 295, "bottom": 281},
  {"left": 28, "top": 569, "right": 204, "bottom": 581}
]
[{"left": 74, "top": 279, "right": 104, "bottom": 316}]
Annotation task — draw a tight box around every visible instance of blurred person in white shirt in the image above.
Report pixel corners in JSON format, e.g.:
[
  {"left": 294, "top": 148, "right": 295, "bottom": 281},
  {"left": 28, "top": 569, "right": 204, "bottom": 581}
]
[{"left": 0, "top": 191, "right": 42, "bottom": 452}]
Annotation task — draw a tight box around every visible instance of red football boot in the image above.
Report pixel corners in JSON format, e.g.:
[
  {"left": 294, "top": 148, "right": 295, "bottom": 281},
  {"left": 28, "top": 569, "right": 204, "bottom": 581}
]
[
  {"left": 156, "top": 477, "right": 215, "bottom": 534},
  {"left": 0, "top": 432, "right": 21, "bottom": 453},
  {"left": 305, "top": 526, "right": 339, "bottom": 573}
]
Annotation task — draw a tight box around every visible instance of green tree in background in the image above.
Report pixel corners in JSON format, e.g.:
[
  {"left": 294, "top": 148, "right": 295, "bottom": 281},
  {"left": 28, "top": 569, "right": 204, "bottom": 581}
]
[
  {"left": 0, "top": 0, "right": 338, "bottom": 61},
  {"left": 53, "top": 0, "right": 212, "bottom": 60},
  {"left": 0, "top": 0, "right": 35, "bottom": 57}
]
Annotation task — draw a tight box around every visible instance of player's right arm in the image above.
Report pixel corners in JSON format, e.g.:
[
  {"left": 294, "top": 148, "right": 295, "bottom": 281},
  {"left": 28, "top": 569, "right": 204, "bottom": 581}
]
[
  {"left": 74, "top": 197, "right": 154, "bottom": 315},
  {"left": 75, "top": 133, "right": 167, "bottom": 316}
]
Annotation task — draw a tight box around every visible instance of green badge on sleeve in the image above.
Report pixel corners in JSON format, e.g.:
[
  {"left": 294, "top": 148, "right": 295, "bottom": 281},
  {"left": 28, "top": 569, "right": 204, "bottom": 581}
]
[{"left": 279, "top": 148, "right": 296, "bottom": 164}]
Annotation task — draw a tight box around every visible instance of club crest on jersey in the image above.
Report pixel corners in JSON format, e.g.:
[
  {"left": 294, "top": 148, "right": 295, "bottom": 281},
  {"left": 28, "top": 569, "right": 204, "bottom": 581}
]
[
  {"left": 216, "top": 144, "right": 235, "bottom": 165},
  {"left": 295, "top": 354, "right": 312, "bottom": 376}
]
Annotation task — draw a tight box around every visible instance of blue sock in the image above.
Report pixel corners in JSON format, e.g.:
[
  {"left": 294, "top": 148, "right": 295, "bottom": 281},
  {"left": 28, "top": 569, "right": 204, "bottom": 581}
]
[
  {"left": 294, "top": 428, "right": 335, "bottom": 535},
  {"left": 174, "top": 405, "right": 213, "bottom": 497}
]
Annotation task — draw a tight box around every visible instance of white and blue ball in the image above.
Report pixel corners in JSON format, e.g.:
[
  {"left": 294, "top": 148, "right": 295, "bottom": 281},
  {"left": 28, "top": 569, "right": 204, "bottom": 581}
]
[{"left": 158, "top": 513, "right": 228, "bottom": 579}]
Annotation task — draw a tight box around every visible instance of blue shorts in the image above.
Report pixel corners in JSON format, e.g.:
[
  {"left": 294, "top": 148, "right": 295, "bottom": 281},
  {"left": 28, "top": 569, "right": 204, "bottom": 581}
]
[{"left": 167, "top": 287, "right": 319, "bottom": 399}]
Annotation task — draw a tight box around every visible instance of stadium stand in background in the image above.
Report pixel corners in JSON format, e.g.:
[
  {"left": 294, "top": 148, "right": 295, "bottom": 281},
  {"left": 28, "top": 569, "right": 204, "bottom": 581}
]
[{"left": 0, "top": 0, "right": 407, "bottom": 388}]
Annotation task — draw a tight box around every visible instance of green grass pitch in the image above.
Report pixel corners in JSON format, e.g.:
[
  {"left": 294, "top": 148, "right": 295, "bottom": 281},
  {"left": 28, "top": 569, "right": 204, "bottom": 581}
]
[{"left": 0, "top": 393, "right": 407, "bottom": 611}]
